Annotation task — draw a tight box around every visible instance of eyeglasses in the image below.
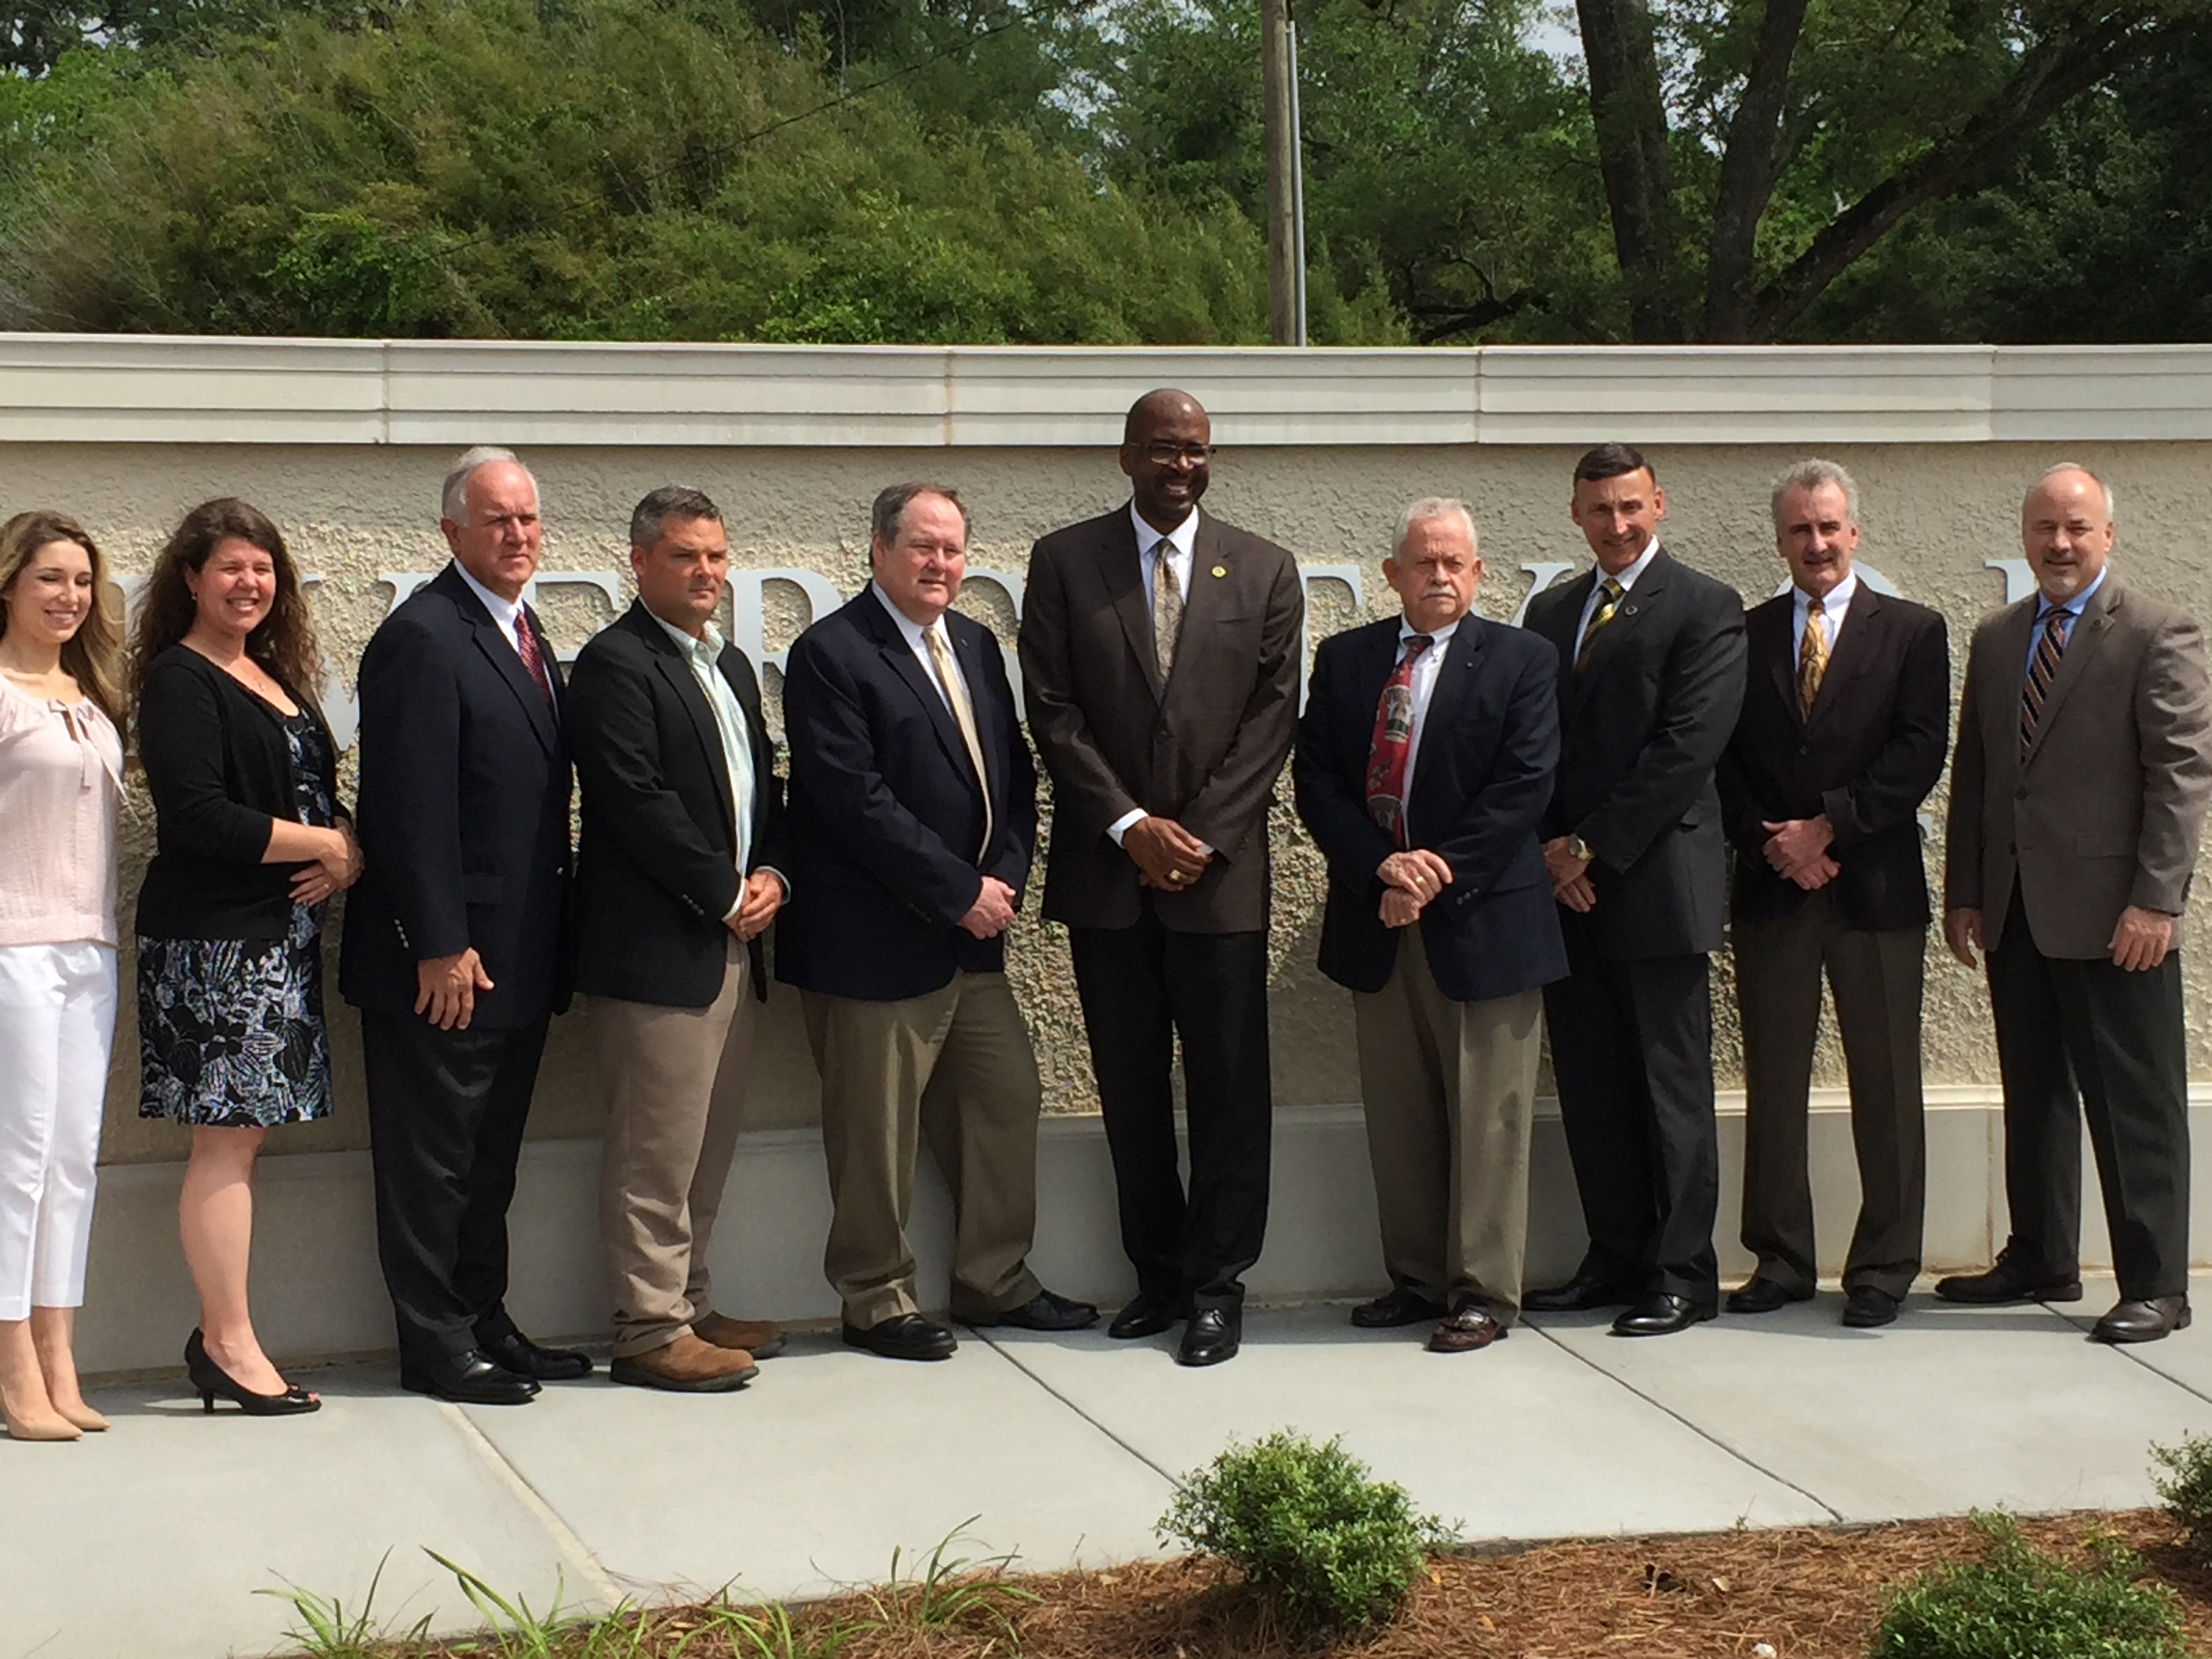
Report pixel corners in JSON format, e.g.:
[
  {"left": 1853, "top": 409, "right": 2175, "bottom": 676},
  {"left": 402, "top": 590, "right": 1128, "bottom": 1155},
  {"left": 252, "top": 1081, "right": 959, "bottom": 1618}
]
[{"left": 1138, "top": 443, "right": 1216, "bottom": 467}]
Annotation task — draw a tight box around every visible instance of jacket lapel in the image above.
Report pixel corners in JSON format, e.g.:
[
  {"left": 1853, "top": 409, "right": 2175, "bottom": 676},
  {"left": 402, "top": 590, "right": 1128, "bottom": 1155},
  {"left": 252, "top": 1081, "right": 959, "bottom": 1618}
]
[
  {"left": 1572, "top": 550, "right": 1670, "bottom": 712},
  {"left": 1802, "top": 584, "right": 1879, "bottom": 730},
  {"left": 1404, "top": 618, "right": 1479, "bottom": 835},
  {"left": 625, "top": 605, "right": 737, "bottom": 841},
  {"left": 1540, "top": 569, "right": 1595, "bottom": 705},
  {"left": 1757, "top": 597, "right": 1801, "bottom": 727},
  {"left": 949, "top": 615, "right": 1000, "bottom": 817},
  {"left": 2023, "top": 579, "right": 2118, "bottom": 764},
  {"left": 861, "top": 588, "right": 975, "bottom": 785},
  {"left": 439, "top": 565, "right": 557, "bottom": 756},
  {"left": 1103, "top": 511, "right": 1164, "bottom": 703}
]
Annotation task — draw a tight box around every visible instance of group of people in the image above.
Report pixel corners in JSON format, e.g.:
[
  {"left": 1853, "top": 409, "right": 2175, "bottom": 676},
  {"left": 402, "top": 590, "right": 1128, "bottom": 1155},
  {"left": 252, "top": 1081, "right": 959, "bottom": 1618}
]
[{"left": 0, "top": 388, "right": 2200, "bottom": 1439}]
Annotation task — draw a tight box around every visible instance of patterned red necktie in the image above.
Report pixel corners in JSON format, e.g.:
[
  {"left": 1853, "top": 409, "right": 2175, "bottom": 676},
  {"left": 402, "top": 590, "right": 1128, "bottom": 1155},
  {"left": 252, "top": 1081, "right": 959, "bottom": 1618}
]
[
  {"left": 513, "top": 609, "right": 555, "bottom": 708},
  {"left": 1365, "top": 635, "right": 1433, "bottom": 846}
]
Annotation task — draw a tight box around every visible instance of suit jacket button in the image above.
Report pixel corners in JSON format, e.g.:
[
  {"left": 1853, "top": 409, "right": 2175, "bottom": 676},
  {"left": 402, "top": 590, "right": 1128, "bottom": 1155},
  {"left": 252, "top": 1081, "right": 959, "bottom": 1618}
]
[
  {"left": 1798, "top": 744, "right": 1811, "bottom": 756},
  {"left": 2014, "top": 787, "right": 2027, "bottom": 800}
]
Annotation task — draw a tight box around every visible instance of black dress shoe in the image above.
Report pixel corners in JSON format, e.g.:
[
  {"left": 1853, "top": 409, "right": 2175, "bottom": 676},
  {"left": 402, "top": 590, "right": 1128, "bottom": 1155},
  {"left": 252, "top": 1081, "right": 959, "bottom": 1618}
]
[
  {"left": 1841, "top": 1286, "right": 1901, "bottom": 1328},
  {"left": 1107, "top": 1291, "right": 1185, "bottom": 1340},
  {"left": 1725, "top": 1275, "right": 1812, "bottom": 1315},
  {"left": 1611, "top": 1293, "right": 1717, "bottom": 1337},
  {"left": 1523, "top": 1271, "right": 1639, "bottom": 1313},
  {"left": 1933, "top": 1249, "right": 2082, "bottom": 1305},
  {"left": 842, "top": 1313, "right": 958, "bottom": 1361},
  {"left": 964, "top": 1289, "right": 1100, "bottom": 1332},
  {"left": 2092, "top": 1296, "right": 2192, "bottom": 1344},
  {"left": 1176, "top": 1305, "right": 1242, "bottom": 1367},
  {"left": 481, "top": 1332, "right": 594, "bottom": 1381},
  {"left": 1351, "top": 1286, "right": 1447, "bottom": 1328},
  {"left": 401, "top": 1349, "right": 541, "bottom": 1406}
]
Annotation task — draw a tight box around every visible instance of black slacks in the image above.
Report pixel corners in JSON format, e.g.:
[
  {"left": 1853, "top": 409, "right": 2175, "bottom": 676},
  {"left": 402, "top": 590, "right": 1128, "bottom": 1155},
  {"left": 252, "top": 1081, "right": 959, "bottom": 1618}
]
[
  {"left": 362, "top": 1008, "right": 552, "bottom": 1366},
  {"left": 1542, "top": 916, "right": 1720, "bottom": 1304},
  {"left": 1071, "top": 899, "right": 1271, "bottom": 1308},
  {"left": 1986, "top": 906, "right": 2190, "bottom": 1300}
]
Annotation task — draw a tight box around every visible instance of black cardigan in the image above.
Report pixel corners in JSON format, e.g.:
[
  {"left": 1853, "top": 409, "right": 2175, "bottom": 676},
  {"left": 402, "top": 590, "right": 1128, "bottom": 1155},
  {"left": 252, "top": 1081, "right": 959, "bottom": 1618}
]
[{"left": 134, "top": 644, "right": 346, "bottom": 943}]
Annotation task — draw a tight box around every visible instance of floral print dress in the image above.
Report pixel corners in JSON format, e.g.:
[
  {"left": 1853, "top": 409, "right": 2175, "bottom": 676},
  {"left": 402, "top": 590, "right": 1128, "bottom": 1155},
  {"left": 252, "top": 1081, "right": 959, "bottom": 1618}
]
[{"left": 138, "top": 711, "right": 335, "bottom": 1128}]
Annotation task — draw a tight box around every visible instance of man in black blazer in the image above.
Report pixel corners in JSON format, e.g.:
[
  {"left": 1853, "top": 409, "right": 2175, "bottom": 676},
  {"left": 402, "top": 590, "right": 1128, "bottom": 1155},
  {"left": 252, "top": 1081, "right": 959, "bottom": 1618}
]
[
  {"left": 565, "top": 487, "right": 791, "bottom": 1393},
  {"left": 1018, "top": 390, "right": 1304, "bottom": 1367},
  {"left": 1717, "top": 460, "right": 1949, "bottom": 1329},
  {"left": 1521, "top": 443, "right": 1747, "bottom": 1336},
  {"left": 777, "top": 483, "right": 1094, "bottom": 1362},
  {"left": 1294, "top": 499, "right": 1566, "bottom": 1354},
  {"left": 342, "top": 446, "right": 589, "bottom": 1405}
]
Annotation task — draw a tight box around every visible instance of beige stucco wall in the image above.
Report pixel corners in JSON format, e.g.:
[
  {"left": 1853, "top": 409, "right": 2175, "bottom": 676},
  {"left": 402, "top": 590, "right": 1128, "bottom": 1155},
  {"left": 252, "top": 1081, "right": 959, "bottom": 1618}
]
[{"left": 41, "top": 434, "right": 2211, "bottom": 1168}]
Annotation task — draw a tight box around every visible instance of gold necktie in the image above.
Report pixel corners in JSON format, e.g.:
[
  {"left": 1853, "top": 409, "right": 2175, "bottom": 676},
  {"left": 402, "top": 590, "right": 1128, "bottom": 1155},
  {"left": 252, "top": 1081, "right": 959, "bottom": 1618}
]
[
  {"left": 1798, "top": 602, "right": 1828, "bottom": 719},
  {"left": 1574, "top": 578, "right": 1624, "bottom": 673},
  {"left": 1151, "top": 541, "right": 1185, "bottom": 677},
  {"left": 926, "top": 622, "right": 994, "bottom": 862}
]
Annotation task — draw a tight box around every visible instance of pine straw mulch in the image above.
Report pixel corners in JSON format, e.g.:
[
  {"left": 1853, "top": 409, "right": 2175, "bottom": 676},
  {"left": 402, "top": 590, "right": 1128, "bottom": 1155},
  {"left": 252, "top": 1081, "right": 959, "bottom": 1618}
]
[{"left": 367, "top": 1507, "right": 2212, "bottom": 1659}]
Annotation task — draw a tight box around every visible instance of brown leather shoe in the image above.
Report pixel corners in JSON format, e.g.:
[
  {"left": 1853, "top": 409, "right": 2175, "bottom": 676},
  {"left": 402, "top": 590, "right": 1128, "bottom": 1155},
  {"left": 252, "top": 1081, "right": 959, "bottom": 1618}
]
[
  {"left": 2091, "top": 1296, "right": 2191, "bottom": 1344},
  {"left": 1427, "top": 1296, "right": 1507, "bottom": 1353},
  {"left": 693, "top": 1312, "right": 787, "bottom": 1359},
  {"left": 609, "top": 1334, "right": 758, "bottom": 1393}
]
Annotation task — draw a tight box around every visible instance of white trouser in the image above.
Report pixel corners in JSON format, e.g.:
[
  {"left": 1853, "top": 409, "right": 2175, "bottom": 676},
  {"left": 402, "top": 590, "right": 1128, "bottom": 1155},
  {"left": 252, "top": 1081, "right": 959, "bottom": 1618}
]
[{"left": 0, "top": 941, "right": 117, "bottom": 1320}]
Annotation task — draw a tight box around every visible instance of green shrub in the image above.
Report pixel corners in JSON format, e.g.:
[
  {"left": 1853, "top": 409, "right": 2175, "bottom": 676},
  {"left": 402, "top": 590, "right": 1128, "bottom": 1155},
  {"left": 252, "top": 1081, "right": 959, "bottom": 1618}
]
[
  {"left": 1869, "top": 1511, "right": 2185, "bottom": 1659},
  {"left": 2151, "top": 1432, "right": 2212, "bottom": 1561},
  {"left": 1159, "top": 1431, "right": 1452, "bottom": 1644}
]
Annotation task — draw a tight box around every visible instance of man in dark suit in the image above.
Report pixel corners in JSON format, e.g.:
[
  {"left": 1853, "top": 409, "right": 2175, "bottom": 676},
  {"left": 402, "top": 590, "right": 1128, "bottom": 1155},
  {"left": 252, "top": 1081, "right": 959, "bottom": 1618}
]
[
  {"left": 1942, "top": 464, "right": 2212, "bottom": 1344},
  {"left": 342, "top": 446, "right": 590, "bottom": 1405},
  {"left": 1521, "top": 443, "right": 1746, "bottom": 1336},
  {"left": 1717, "top": 460, "right": 1949, "bottom": 1330},
  {"left": 1019, "top": 388, "right": 1305, "bottom": 1367},
  {"left": 565, "top": 487, "right": 791, "bottom": 1393},
  {"left": 778, "top": 483, "right": 1094, "bottom": 1362},
  {"left": 1294, "top": 498, "right": 1565, "bottom": 1354}
]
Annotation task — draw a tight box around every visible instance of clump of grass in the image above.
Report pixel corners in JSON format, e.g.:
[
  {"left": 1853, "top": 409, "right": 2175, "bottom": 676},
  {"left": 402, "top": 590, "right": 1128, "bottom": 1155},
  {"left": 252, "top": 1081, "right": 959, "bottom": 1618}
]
[
  {"left": 1869, "top": 1511, "right": 2186, "bottom": 1659},
  {"left": 260, "top": 1550, "right": 430, "bottom": 1658},
  {"left": 1160, "top": 1429, "right": 1454, "bottom": 1645},
  {"left": 2151, "top": 1432, "right": 2212, "bottom": 1563}
]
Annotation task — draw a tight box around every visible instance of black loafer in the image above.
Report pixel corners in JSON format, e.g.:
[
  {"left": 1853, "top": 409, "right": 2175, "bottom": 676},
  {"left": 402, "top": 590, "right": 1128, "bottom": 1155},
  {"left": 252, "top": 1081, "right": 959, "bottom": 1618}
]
[
  {"left": 1933, "top": 1250, "right": 2082, "bottom": 1305},
  {"left": 964, "top": 1289, "right": 1099, "bottom": 1332},
  {"left": 1523, "top": 1271, "right": 1639, "bottom": 1313},
  {"left": 1176, "top": 1305, "right": 1242, "bottom": 1367},
  {"left": 1726, "top": 1275, "right": 1813, "bottom": 1315},
  {"left": 481, "top": 1331, "right": 594, "bottom": 1381},
  {"left": 401, "top": 1349, "right": 540, "bottom": 1406},
  {"left": 842, "top": 1313, "right": 958, "bottom": 1361},
  {"left": 1841, "top": 1286, "right": 1901, "bottom": 1328},
  {"left": 1611, "top": 1292, "right": 1717, "bottom": 1337},
  {"left": 1107, "top": 1291, "right": 1185, "bottom": 1340},
  {"left": 2091, "top": 1296, "right": 2191, "bottom": 1344},
  {"left": 1351, "top": 1286, "right": 1447, "bottom": 1328}
]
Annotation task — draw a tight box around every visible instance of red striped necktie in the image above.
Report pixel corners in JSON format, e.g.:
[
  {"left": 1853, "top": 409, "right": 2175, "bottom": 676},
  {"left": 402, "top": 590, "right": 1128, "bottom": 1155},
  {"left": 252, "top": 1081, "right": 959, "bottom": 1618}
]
[
  {"left": 2019, "top": 606, "right": 2068, "bottom": 752},
  {"left": 1364, "top": 635, "right": 1433, "bottom": 846},
  {"left": 514, "top": 609, "right": 555, "bottom": 708}
]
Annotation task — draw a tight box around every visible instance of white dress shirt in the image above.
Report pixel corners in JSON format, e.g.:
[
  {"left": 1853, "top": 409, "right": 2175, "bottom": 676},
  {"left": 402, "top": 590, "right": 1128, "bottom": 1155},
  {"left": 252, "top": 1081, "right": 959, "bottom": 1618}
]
[
  {"left": 1571, "top": 537, "right": 1662, "bottom": 661},
  {"left": 869, "top": 581, "right": 975, "bottom": 711},
  {"left": 1109, "top": 503, "right": 1204, "bottom": 848},
  {"left": 647, "top": 611, "right": 767, "bottom": 922},
  {"left": 1791, "top": 571, "right": 1858, "bottom": 655},
  {"left": 1393, "top": 615, "right": 1461, "bottom": 801}
]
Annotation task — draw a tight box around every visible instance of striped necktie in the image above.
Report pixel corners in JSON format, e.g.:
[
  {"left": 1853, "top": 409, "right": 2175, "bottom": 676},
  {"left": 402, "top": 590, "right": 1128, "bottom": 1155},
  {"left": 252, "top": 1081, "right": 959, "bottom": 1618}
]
[
  {"left": 1575, "top": 578, "right": 1625, "bottom": 674},
  {"left": 2020, "top": 607, "right": 2069, "bottom": 753},
  {"left": 1798, "top": 601, "right": 1828, "bottom": 720}
]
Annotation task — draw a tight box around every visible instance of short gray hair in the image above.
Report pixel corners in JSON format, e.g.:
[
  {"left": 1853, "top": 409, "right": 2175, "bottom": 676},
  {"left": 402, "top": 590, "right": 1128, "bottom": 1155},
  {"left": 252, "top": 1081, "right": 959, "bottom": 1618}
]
[
  {"left": 1394, "top": 496, "right": 1478, "bottom": 558},
  {"left": 442, "top": 446, "right": 537, "bottom": 522},
  {"left": 630, "top": 485, "right": 721, "bottom": 550},
  {"left": 2030, "top": 462, "right": 2116, "bottom": 520},
  {"left": 1769, "top": 458, "right": 1859, "bottom": 529},
  {"left": 871, "top": 483, "right": 969, "bottom": 545}
]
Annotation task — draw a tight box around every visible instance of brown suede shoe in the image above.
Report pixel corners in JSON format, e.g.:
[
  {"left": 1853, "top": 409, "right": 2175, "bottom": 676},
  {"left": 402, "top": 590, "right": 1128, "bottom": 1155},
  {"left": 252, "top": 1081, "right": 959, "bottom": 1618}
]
[
  {"left": 692, "top": 1312, "right": 787, "bottom": 1359},
  {"left": 609, "top": 1334, "right": 758, "bottom": 1393},
  {"left": 1427, "top": 1296, "right": 1508, "bottom": 1354}
]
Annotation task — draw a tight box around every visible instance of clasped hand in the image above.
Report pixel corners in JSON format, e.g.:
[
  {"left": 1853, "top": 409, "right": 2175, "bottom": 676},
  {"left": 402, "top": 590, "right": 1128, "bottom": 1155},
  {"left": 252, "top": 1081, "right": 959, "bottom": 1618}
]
[
  {"left": 725, "top": 870, "right": 785, "bottom": 943},
  {"left": 1126, "top": 815, "right": 1211, "bottom": 890},
  {"left": 288, "top": 822, "right": 364, "bottom": 906},
  {"left": 1762, "top": 815, "right": 1839, "bottom": 892},
  {"left": 1376, "top": 849, "right": 1452, "bottom": 928},
  {"left": 960, "top": 875, "right": 1019, "bottom": 940},
  {"left": 1542, "top": 836, "right": 1595, "bottom": 914}
]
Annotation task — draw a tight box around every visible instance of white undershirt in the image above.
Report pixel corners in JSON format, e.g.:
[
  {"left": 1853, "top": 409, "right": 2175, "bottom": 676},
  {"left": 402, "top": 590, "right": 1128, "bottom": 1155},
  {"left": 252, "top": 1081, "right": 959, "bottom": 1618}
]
[{"left": 1395, "top": 615, "right": 1461, "bottom": 800}]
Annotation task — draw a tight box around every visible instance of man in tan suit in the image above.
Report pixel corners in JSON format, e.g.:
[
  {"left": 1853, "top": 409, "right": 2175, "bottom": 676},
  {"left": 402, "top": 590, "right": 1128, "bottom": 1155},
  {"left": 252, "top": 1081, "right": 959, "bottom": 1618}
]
[
  {"left": 1942, "top": 463, "right": 2212, "bottom": 1343},
  {"left": 1019, "top": 389, "right": 1304, "bottom": 1367}
]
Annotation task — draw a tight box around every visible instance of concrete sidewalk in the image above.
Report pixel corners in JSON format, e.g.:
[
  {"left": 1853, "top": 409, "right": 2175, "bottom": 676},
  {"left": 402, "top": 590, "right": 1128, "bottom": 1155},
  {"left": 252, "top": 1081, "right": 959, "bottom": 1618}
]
[{"left": 6, "top": 1278, "right": 2209, "bottom": 1659}]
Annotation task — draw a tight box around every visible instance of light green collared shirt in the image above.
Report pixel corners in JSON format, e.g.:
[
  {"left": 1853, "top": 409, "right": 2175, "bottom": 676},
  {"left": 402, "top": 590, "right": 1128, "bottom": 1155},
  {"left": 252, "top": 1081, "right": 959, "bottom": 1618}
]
[{"left": 649, "top": 611, "right": 760, "bottom": 913}]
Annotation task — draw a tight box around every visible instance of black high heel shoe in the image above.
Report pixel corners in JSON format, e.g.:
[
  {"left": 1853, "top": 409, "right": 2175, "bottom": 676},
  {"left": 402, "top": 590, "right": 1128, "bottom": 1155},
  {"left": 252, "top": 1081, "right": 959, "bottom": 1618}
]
[{"left": 184, "top": 1329, "right": 321, "bottom": 1417}]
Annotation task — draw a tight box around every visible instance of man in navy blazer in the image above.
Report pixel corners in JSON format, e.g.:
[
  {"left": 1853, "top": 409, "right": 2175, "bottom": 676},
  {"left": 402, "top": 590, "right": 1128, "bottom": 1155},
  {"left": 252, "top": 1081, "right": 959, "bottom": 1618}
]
[
  {"left": 342, "top": 446, "right": 588, "bottom": 1406},
  {"left": 777, "top": 483, "right": 1095, "bottom": 1361},
  {"left": 1295, "top": 498, "right": 1565, "bottom": 1354}
]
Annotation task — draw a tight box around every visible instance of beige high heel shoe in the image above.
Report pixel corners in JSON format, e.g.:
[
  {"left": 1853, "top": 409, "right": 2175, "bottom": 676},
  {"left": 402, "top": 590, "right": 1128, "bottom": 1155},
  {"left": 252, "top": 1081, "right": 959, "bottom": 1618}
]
[
  {"left": 54, "top": 1401, "right": 108, "bottom": 1433},
  {"left": 2, "top": 1395, "right": 82, "bottom": 1441}
]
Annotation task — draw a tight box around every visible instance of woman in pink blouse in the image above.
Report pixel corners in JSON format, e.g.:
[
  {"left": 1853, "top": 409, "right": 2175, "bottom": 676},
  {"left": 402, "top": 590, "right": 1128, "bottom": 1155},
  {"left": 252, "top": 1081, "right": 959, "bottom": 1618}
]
[{"left": 0, "top": 511, "right": 125, "bottom": 1443}]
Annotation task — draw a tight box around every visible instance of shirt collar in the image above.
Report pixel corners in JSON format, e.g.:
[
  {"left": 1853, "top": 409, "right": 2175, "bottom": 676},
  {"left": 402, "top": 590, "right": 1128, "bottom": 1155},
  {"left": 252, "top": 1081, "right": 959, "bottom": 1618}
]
[
  {"left": 648, "top": 606, "right": 724, "bottom": 661},
  {"left": 1596, "top": 537, "right": 1661, "bottom": 593},
  {"left": 1130, "top": 500, "right": 1200, "bottom": 561},
  {"left": 2034, "top": 563, "right": 2108, "bottom": 621},
  {"left": 869, "top": 579, "right": 942, "bottom": 653},
  {"left": 1397, "top": 615, "right": 1464, "bottom": 650},
  {"left": 455, "top": 560, "right": 524, "bottom": 631},
  {"left": 1795, "top": 571, "right": 1858, "bottom": 615}
]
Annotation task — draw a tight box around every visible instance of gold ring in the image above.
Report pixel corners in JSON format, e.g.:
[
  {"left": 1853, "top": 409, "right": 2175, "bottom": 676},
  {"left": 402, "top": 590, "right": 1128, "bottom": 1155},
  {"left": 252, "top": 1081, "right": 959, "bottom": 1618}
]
[{"left": 1168, "top": 870, "right": 1184, "bottom": 883}]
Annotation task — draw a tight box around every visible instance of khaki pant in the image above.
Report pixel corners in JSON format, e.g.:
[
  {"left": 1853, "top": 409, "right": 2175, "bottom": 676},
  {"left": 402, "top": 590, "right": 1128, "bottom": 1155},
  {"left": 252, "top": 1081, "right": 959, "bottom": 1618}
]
[
  {"left": 804, "top": 972, "right": 1044, "bottom": 1328},
  {"left": 591, "top": 940, "right": 758, "bottom": 1359},
  {"left": 1734, "top": 891, "right": 1926, "bottom": 1298},
  {"left": 1353, "top": 930, "right": 1542, "bottom": 1322}
]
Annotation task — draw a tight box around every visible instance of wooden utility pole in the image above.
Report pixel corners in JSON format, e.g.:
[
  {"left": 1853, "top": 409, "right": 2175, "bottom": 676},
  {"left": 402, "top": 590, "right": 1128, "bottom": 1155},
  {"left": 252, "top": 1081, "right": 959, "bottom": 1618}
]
[{"left": 1261, "top": 0, "right": 1304, "bottom": 346}]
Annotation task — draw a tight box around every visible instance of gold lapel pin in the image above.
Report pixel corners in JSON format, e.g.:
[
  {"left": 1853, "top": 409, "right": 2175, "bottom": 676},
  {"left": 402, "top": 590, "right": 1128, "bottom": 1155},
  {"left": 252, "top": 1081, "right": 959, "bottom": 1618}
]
[{"left": 1210, "top": 565, "right": 1227, "bottom": 578}]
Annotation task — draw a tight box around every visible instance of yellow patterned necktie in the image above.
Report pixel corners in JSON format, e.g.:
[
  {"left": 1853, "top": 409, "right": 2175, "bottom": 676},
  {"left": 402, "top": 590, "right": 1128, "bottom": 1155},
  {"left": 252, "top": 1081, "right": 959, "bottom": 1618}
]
[
  {"left": 1151, "top": 540, "right": 1184, "bottom": 676},
  {"left": 1798, "top": 600, "right": 1828, "bottom": 719},
  {"left": 926, "top": 622, "right": 994, "bottom": 861},
  {"left": 1574, "top": 578, "right": 1625, "bottom": 674}
]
